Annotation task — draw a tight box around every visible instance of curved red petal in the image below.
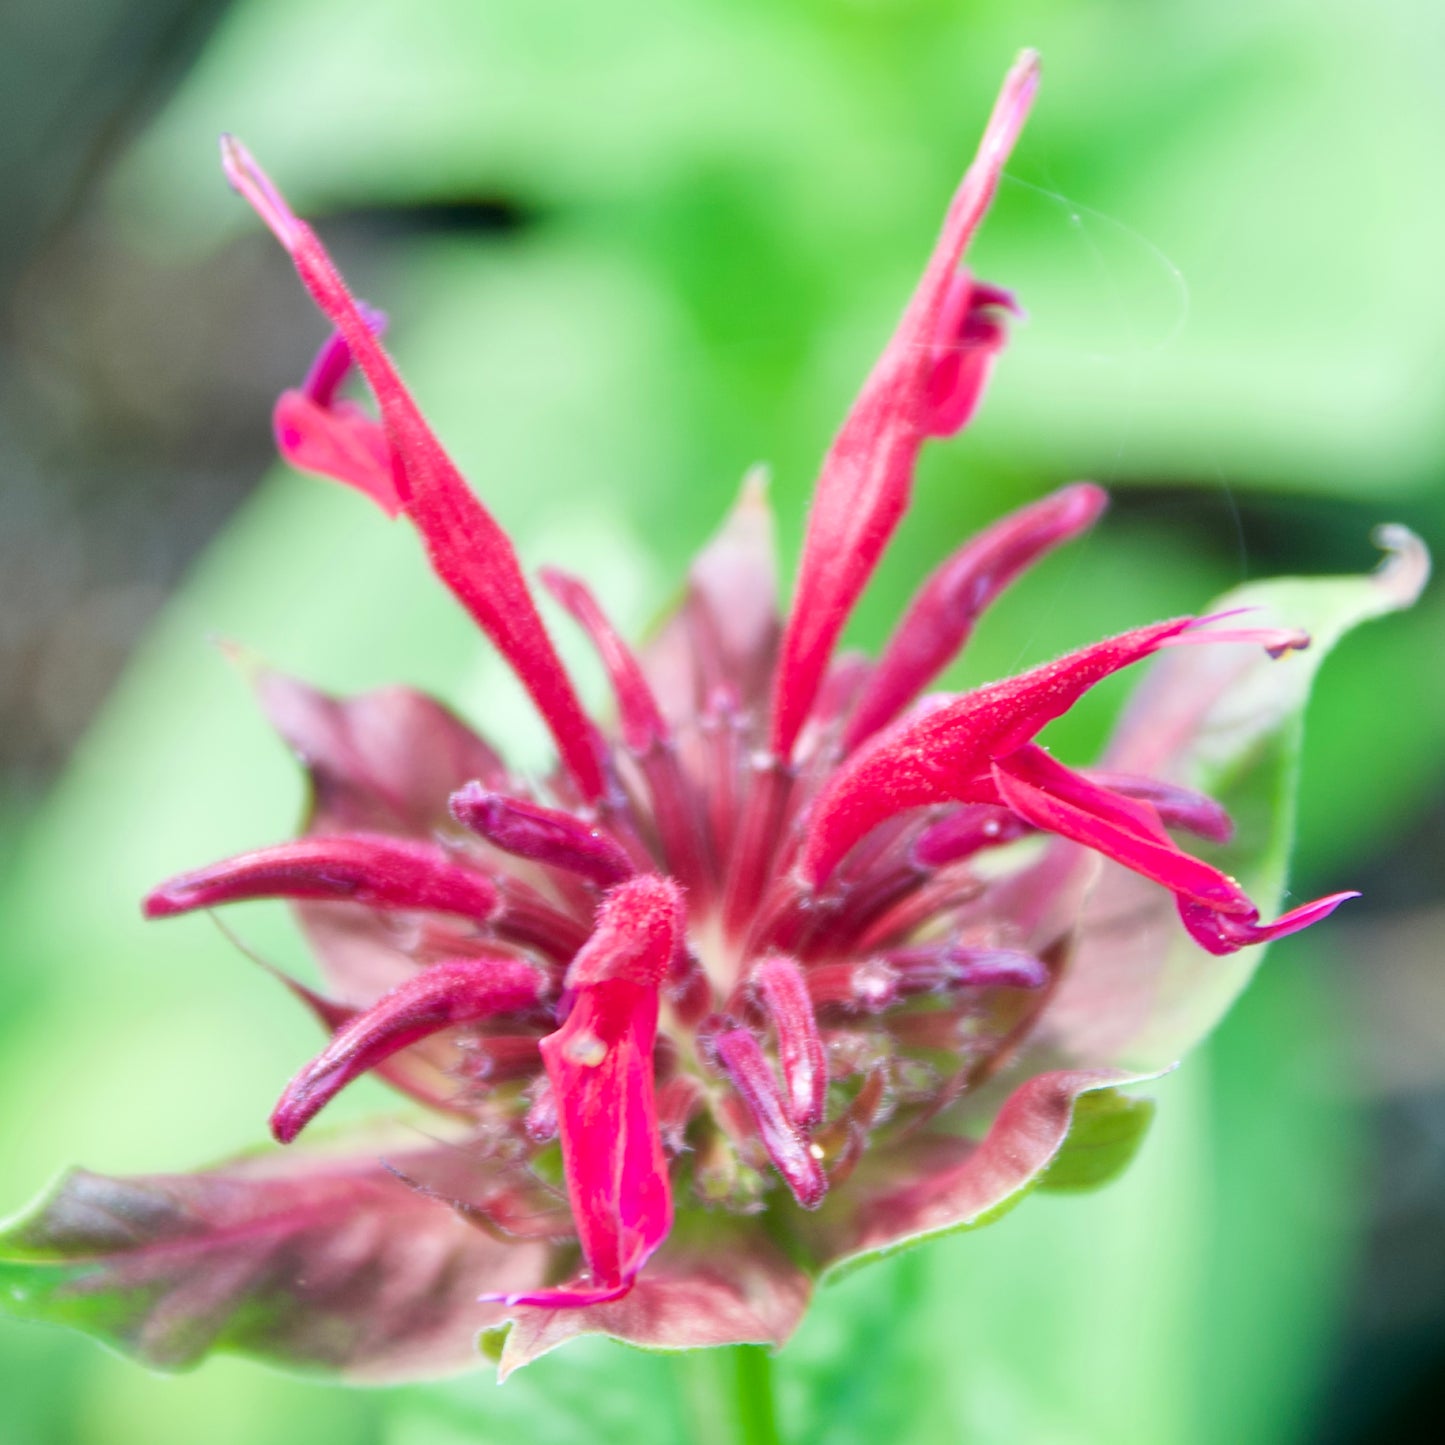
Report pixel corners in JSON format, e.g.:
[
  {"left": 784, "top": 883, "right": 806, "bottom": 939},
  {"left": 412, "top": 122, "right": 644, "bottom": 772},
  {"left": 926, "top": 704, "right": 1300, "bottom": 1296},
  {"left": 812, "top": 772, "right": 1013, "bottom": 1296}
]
[
  {"left": 992, "top": 744, "right": 1251, "bottom": 913},
  {"left": 770, "top": 52, "right": 1039, "bottom": 759},
  {"left": 798, "top": 617, "right": 1193, "bottom": 887},
  {"left": 221, "top": 136, "right": 604, "bottom": 802},
  {"left": 450, "top": 783, "right": 635, "bottom": 889},
  {"left": 273, "top": 389, "right": 401, "bottom": 515},
  {"left": 271, "top": 956, "right": 548, "bottom": 1141},
  {"left": 143, "top": 833, "right": 499, "bottom": 923},
  {"left": 844, "top": 482, "right": 1108, "bottom": 748}
]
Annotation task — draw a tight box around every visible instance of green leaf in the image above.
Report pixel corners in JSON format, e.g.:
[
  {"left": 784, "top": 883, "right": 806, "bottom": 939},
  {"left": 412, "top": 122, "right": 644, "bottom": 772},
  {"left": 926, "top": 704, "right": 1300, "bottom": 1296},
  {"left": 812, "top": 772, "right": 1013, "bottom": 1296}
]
[{"left": 1037, "top": 1088, "right": 1157, "bottom": 1193}]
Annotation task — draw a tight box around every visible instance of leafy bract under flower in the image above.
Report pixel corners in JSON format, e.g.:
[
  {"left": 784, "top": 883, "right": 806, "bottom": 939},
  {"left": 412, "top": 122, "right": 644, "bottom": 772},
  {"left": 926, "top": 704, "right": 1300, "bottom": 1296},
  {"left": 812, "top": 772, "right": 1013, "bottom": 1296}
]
[{"left": 0, "top": 51, "right": 1427, "bottom": 1382}]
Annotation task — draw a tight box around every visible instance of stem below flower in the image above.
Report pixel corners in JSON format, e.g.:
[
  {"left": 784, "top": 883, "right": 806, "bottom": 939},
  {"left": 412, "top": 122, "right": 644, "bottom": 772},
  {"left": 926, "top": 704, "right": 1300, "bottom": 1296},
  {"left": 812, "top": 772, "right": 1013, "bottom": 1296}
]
[
  {"left": 732, "top": 1345, "right": 783, "bottom": 1445},
  {"left": 676, "top": 1345, "right": 784, "bottom": 1445}
]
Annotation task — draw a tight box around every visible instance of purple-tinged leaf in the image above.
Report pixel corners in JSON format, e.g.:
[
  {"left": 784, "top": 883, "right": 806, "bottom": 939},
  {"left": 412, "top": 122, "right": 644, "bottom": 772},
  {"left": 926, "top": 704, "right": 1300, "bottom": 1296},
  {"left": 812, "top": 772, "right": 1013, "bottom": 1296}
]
[
  {"left": 803, "top": 1068, "right": 1160, "bottom": 1273},
  {"left": 642, "top": 467, "right": 779, "bottom": 722},
  {"left": 253, "top": 670, "right": 510, "bottom": 837},
  {"left": 0, "top": 1147, "right": 554, "bottom": 1381},
  {"left": 491, "top": 1227, "right": 812, "bottom": 1378}
]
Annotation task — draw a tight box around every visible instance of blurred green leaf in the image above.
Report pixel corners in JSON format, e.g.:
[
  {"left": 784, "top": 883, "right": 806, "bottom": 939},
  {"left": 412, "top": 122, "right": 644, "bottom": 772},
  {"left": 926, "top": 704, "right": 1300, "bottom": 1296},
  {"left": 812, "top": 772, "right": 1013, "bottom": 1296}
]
[{"left": 1038, "top": 1089, "right": 1157, "bottom": 1193}]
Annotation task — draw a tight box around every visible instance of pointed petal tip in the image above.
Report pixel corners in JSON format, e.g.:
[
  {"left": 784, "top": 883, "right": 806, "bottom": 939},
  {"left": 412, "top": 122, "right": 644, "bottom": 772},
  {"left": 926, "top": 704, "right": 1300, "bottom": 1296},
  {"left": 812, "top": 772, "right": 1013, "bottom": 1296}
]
[
  {"left": 1168, "top": 615, "right": 1311, "bottom": 658},
  {"left": 141, "top": 836, "right": 501, "bottom": 923},
  {"left": 479, "top": 1279, "right": 633, "bottom": 1311},
  {"left": 220, "top": 135, "right": 304, "bottom": 249},
  {"left": 738, "top": 462, "right": 771, "bottom": 508},
  {"left": 1372, "top": 524, "right": 1430, "bottom": 606},
  {"left": 1181, "top": 888, "right": 1360, "bottom": 954},
  {"left": 267, "top": 956, "right": 547, "bottom": 1140},
  {"left": 985, "top": 49, "right": 1042, "bottom": 157},
  {"left": 1299, "top": 889, "right": 1360, "bottom": 919}
]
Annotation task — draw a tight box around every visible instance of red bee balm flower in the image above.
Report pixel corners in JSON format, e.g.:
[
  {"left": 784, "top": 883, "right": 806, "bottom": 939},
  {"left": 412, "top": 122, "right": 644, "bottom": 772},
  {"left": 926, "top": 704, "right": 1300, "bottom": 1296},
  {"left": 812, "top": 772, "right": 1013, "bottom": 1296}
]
[{"left": 1, "top": 52, "right": 1426, "bottom": 1382}]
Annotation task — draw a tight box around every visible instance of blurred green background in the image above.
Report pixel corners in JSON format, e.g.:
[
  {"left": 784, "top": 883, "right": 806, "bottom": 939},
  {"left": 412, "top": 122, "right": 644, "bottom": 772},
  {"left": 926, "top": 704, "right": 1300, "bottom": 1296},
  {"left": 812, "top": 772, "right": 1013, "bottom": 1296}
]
[{"left": 1, "top": 1, "right": 1442, "bottom": 1441}]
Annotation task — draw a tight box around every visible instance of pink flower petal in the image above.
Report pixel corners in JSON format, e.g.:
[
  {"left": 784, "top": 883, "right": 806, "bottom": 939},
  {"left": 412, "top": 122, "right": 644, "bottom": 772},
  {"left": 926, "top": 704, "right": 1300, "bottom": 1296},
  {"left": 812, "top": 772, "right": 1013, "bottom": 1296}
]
[
  {"left": 844, "top": 483, "right": 1107, "bottom": 748},
  {"left": 273, "top": 390, "right": 400, "bottom": 515},
  {"left": 508, "top": 878, "right": 683, "bottom": 1302},
  {"left": 1177, "top": 890, "right": 1358, "bottom": 956},
  {"left": 769, "top": 52, "right": 1039, "bottom": 760},
  {"left": 143, "top": 833, "right": 500, "bottom": 922},
  {"left": 1081, "top": 771, "right": 1233, "bottom": 842},
  {"left": 716, "top": 1027, "right": 827, "bottom": 1208},
  {"left": 991, "top": 743, "right": 1251, "bottom": 913},
  {"left": 540, "top": 566, "right": 669, "bottom": 753},
  {"left": 752, "top": 955, "right": 828, "bottom": 1128},
  {"left": 798, "top": 617, "right": 1194, "bottom": 888},
  {"left": 221, "top": 136, "right": 604, "bottom": 802},
  {"left": 450, "top": 783, "right": 635, "bottom": 889},
  {"left": 271, "top": 957, "right": 549, "bottom": 1142}
]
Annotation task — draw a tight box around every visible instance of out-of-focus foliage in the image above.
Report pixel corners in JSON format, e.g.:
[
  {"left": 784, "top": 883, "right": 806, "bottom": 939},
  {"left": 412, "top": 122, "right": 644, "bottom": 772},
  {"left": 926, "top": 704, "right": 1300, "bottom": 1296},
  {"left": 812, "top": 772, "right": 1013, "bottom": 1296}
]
[{"left": 0, "top": 0, "right": 1440, "bottom": 1441}]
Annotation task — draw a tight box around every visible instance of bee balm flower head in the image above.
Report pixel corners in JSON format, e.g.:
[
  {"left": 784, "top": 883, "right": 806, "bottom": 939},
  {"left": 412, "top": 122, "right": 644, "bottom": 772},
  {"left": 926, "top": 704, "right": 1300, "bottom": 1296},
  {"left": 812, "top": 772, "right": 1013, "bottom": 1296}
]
[{"left": 0, "top": 52, "right": 1425, "bottom": 1381}]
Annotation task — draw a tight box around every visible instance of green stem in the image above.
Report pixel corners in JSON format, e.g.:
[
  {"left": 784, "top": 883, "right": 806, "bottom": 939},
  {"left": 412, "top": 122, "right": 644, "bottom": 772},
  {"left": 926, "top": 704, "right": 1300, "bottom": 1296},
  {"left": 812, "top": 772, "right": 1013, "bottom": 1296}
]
[
  {"left": 675, "top": 1346, "right": 784, "bottom": 1445},
  {"left": 732, "top": 1345, "right": 783, "bottom": 1445}
]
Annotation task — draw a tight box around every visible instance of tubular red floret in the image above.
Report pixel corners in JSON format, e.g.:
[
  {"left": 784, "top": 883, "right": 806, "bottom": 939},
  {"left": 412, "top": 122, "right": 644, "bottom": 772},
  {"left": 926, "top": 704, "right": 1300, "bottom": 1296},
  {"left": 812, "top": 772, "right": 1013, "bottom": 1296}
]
[
  {"left": 450, "top": 783, "right": 634, "bottom": 889},
  {"left": 799, "top": 617, "right": 1196, "bottom": 888},
  {"left": 540, "top": 566, "right": 669, "bottom": 754},
  {"left": 221, "top": 136, "right": 605, "bottom": 802},
  {"left": 752, "top": 956, "right": 828, "bottom": 1128},
  {"left": 769, "top": 51, "right": 1039, "bottom": 761},
  {"left": 716, "top": 1028, "right": 828, "bottom": 1209},
  {"left": 143, "top": 833, "right": 500, "bottom": 922},
  {"left": 844, "top": 482, "right": 1108, "bottom": 749},
  {"left": 485, "top": 877, "right": 684, "bottom": 1308},
  {"left": 271, "top": 956, "right": 548, "bottom": 1142}
]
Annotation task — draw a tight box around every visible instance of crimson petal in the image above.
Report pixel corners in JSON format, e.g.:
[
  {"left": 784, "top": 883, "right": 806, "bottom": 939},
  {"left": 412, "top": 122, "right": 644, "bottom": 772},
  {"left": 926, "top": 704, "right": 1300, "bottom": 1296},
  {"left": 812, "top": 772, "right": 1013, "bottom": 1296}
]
[
  {"left": 752, "top": 956, "right": 828, "bottom": 1128},
  {"left": 273, "top": 391, "right": 399, "bottom": 515},
  {"left": 992, "top": 744, "right": 1252, "bottom": 912},
  {"left": 221, "top": 137, "right": 604, "bottom": 802},
  {"left": 450, "top": 783, "right": 635, "bottom": 889},
  {"left": 716, "top": 1028, "right": 827, "bottom": 1208},
  {"left": 488, "top": 877, "right": 683, "bottom": 1305},
  {"left": 799, "top": 617, "right": 1195, "bottom": 887},
  {"left": 271, "top": 957, "right": 549, "bottom": 1142},
  {"left": 143, "top": 833, "right": 499, "bottom": 923},
  {"left": 844, "top": 482, "right": 1107, "bottom": 748},
  {"left": 769, "top": 52, "right": 1038, "bottom": 759}
]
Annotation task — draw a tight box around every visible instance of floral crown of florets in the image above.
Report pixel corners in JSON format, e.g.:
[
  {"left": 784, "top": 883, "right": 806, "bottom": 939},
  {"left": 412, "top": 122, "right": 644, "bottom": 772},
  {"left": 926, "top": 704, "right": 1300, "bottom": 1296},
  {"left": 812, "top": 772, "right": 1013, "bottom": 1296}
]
[{"left": 3, "top": 52, "right": 1424, "bottom": 1383}]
